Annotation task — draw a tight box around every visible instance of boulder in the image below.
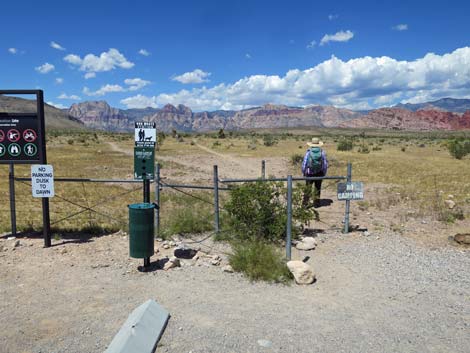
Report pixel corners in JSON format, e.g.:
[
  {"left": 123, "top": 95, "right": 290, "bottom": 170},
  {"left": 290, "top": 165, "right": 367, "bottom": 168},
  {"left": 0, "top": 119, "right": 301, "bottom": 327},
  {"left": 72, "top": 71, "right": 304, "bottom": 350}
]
[
  {"left": 163, "top": 256, "right": 180, "bottom": 271},
  {"left": 222, "top": 265, "right": 234, "bottom": 273},
  {"left": 454, "top": 233, "right": 470, "bottom": 245},
  {"left": 295, "top": 237, "right": 317, "bottom": 251},
  {"left": 444, "top": 200, "right": 456, "bottom": 209},
  {"left": 174, "top": 247, "right": 198, "bottom": 259},
  {"left": 287, "top": 261, "right": 315, "bottom": 285}
]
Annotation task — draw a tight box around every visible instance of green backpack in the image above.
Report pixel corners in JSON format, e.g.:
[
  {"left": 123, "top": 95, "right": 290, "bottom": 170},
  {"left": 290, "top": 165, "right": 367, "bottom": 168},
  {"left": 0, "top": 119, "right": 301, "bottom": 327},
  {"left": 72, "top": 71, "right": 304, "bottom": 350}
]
[{"left": 306, "top": 147, "right": 323, "bottom": 175}]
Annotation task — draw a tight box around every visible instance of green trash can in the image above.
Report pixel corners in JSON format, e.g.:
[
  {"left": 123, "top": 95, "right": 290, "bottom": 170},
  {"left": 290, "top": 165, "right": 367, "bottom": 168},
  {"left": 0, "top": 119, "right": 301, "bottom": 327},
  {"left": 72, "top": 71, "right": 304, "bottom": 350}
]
[{"left": 128, "top": 203, "right": 156, "bottom": 259}]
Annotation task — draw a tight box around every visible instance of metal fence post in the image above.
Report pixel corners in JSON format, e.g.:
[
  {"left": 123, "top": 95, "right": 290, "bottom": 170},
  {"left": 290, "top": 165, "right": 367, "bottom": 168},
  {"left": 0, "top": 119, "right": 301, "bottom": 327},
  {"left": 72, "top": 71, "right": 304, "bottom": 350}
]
[
  {"left": 343, "top": 163, "right": 352, "bottom": 233},
  {"left": 155, "top": 163, "right": 160, "bottom": 237},
  {"left": 9, "top": 164, "right": 17, "bottom": 236},
  {"left": 213, "top": 165, "right": 220, "bottom": 233},
  {"left": 261, "top": 160, "right": 266, "bottom": 179},
  {"left": 286, "top": 175, "right": 293, "bottom": 260}
]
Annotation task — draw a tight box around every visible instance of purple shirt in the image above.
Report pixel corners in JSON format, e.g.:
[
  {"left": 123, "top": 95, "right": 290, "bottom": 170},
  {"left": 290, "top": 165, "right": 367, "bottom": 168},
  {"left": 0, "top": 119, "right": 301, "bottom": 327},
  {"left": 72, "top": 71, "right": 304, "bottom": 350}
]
[{"left": 301, "top": 148, "right": 328, "bottom": 175}]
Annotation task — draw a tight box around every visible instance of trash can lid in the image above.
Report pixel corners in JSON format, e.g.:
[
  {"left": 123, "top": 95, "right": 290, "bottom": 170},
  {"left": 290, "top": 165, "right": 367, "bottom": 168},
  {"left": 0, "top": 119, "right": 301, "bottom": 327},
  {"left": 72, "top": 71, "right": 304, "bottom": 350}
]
[{"left": 128, "top": 203, "right": 156, "bottom": 210}]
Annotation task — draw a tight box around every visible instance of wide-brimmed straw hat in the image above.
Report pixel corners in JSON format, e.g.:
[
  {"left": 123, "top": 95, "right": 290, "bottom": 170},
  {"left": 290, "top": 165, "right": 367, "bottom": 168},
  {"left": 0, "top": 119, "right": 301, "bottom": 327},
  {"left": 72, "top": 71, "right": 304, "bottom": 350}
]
[{"left": 306, "top": 137, "right": 324, "bottom": 147}]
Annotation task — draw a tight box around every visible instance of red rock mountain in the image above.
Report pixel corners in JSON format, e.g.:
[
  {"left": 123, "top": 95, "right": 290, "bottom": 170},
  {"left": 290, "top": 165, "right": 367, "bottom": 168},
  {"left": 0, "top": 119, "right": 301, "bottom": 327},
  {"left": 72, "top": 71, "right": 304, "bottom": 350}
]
[{"left": 340, "top": 108, "right": 470, "bottom": 130}]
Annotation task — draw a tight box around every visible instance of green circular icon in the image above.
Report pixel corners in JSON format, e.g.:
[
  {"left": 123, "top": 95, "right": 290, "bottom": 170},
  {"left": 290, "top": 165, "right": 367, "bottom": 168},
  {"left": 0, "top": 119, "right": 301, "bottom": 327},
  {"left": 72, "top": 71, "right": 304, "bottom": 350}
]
[
  {"left": 8, "top": 143, "right": 21, "bottom": 157},
  {"left": 24, "top": 143, "right": 37, "bottom": 157},
  {"left": 0, "top": 143, "right": 5, "bottom": 157}
]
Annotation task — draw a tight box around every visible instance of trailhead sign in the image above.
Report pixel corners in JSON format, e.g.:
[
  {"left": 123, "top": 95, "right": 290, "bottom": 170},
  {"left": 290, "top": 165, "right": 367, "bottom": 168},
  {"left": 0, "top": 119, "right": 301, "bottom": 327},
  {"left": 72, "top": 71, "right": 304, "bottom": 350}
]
[
  {"left": 0, "top": 114, "right": 41, "bottom": 163},
  {"left": 31, "top": 165, "right": 54, "bottom": 198},
  {"left": 135, "top": 122, "right": 156, "bottom": 147}
]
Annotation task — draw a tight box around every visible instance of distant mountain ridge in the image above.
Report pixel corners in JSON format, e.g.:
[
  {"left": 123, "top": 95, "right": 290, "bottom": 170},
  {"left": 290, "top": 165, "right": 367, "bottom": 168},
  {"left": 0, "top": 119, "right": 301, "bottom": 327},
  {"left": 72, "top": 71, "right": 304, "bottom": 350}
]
[
  {"left": 0, "top": 95, "right": 84, "bottom": 130},
  {"left": 394, "top": 97, "right": 470, "bottom": 113},
  {"left": 68, "top": 101, "right": 361, "bottom": 132}
]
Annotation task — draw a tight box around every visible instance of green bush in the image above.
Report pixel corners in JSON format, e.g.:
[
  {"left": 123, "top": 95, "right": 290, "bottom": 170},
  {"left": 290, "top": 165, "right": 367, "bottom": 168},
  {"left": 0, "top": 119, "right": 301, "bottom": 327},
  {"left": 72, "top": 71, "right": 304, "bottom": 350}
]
[
  {"left": 224, "top": 181, "right": 317, "bottom": 242},
  {"left": 447, "top": 139, "right": 470, "bottom": 159},
  {"left": 229, "top": 240, "right": 292, "bottom": 283},
  {"left": 337, "top": 138, "right": 353, "bottom": 151},
  {"left": 263, "top": 134, "right": 278, "bottom": 146},
  {"left": 290, "top": 153, "right": 304, "bottom": 166}
]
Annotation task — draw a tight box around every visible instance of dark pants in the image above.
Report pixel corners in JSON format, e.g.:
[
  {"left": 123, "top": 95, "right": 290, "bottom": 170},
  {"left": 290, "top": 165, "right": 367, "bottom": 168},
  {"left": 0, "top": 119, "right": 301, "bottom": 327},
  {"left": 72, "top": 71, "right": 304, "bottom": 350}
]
[{"left": 302, "top": 173, "right": 324, "bottom": 207}]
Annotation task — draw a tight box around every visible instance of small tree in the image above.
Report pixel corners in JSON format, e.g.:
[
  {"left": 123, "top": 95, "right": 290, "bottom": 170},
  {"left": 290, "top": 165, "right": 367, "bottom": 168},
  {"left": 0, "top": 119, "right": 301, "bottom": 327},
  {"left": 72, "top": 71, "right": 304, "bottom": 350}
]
[
  {"left": 447, "top": 139, "right": 470, "bottom": 160},
  {"left": 218, "top": 128, "right": 226, "bottom": 139}
]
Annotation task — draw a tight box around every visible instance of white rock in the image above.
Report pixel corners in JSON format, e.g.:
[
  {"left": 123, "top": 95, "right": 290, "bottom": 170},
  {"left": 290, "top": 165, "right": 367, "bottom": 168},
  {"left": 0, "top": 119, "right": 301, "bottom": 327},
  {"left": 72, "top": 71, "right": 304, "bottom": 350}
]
[
  {"left": 222, "top": 265, "right": 234, "bottom": 273},
  {"left": 163, "top": 256, "right": 181, "bottom": 271},
  {"left": 295, "top": 237, "right": 317, "bottom": 251},
  {"left": 211, "top": 259, "right": 221, "bottom": 266},
  {"left": 444, "top": 200, "right": 456, "bottom": 209},
  {"left": 287, "top": 261, "right": 315, "bottom": 285},
  {"left": 169, "top": 241, "right": 176, "bottom": 247},
  {"left": 162, "top": 244, "right": 170, "bottom": 249},
  {"left": 363, "top": 231, "right": 371, "bottom": 237}
]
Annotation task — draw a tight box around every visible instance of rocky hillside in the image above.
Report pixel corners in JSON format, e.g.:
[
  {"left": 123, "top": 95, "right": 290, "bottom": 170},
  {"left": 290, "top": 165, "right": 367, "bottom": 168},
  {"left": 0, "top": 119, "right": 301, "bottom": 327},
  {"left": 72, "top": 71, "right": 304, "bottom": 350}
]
[
  {"left": 0, "top": 95, "right": 84, "bottom": 130},
  {"left": 340, "top": 108, "right": 470, "bottom": 130},
  {"left": 67, "top": 101, "right": 360, "bottom": 132},
  {"left": 395, "top": 98, "right": 470, "bottom": 113}
]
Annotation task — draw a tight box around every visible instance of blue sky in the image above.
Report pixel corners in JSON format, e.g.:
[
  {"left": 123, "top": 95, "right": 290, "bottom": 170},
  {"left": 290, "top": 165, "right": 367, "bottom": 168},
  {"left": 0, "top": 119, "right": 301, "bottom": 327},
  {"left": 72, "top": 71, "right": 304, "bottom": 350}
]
[{"left": 2, "top": 0, "right": 470, "bottom": 111}]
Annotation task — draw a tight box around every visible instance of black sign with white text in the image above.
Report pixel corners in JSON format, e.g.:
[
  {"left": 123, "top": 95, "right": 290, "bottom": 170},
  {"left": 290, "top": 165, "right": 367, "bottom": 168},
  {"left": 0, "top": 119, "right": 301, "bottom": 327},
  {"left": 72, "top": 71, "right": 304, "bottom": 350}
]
[{"left": 0, "top": 114, "right": 41, "bottom": 163}]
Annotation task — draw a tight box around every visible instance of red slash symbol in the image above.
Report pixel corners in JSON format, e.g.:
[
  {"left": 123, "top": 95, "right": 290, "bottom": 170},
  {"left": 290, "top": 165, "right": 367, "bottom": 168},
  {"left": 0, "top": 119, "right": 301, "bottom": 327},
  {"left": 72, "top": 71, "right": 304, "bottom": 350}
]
[
  {"left": 7, "top": 129, "right": 20, "bottom": 142},
  {"left": 23, "top": 129, "right": 37, "bottom": 142}
]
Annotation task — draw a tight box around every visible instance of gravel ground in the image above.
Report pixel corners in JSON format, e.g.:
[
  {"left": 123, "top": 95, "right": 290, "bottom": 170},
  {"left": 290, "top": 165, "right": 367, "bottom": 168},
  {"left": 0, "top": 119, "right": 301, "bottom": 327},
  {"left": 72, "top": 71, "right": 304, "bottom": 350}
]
[{"left": 0, "top": 230, "right": 468, "bottom": 353}]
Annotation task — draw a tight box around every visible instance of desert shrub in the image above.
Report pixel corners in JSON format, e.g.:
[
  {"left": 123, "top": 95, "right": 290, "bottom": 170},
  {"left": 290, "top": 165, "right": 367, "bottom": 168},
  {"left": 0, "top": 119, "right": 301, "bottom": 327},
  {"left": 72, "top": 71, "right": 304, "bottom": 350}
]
[
  {"left": 224, "top": 181, "right": 316, "bottom": 242},
  {"left": 67, "top": 139, "right": 74, "bottom": 145},
  {"left": 372, "top": 145, "right": 382, "bottom": 151},
  {"left": 263, "top": 134, "right": 277, "bottom": 146},
  {"left": 447, "top": 139, "right": 470, "bottom": 159},
  {"left": 229, "top": 240, "right": 292, "bottom": 283},
  {"left": 218, "top": 128, "right": 226, "bottom": 139},
  {"left": 177, "top": 136, "right": 184, "bottom": 143},
  {"left": 161, "top": 205, "right": 212, "bottom": 238},
  {"left": 401, "top": 146, "right": 406, "bottom": 152},
  {"left": 290, "top": 153, "right": 304, "bottom": 166},
  {"left": 212, "top": 141, "right": 221, "bottom": 148},
  {"left": 357, "top": 145, "right": 370, "bottom": 153},
  {"left": 337, "top": 138, "right": 353, "bottom": 151}
]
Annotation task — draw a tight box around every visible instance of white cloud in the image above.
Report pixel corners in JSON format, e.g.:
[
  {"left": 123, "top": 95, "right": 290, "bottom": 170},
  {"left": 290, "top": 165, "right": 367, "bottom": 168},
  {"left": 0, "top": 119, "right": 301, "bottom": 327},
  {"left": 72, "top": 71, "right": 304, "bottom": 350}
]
[
  {"left": 121, "top": 94, "right": 158, "bottom": 109},
  {"left": 84, "top": 72, "right": 96, "bottom": 79},
  {"left": 64, "top": 48, "right": 134, "bottom": 76},
  {"left": 58, "top": 93, "right": 81, "bottom": 100},
  {"left": 124, "top": 78, "right": 151, "bottom": 91},
  {"left": 50, "top": 41, "right": 66, "bottom": 51},
  {"left": 8, "top": 48, "right": 17, "bottom": 54},
  {"left": 320, "top": 30, "right": 354, "bottom": 46},
  {"left": 328, "top": 14, "right": 339, "bottom": 20},
  {"left": 172, "top": 69, "right": 211, "bottom": 84},
  {"left": 138, "top": 49, "right": 150, "bottom": 56},
  {"left": 83, "top": 84, "right": 125, "bottom": 96},
  {"left": 306, "top": 40, "right": 316, "bottom": 49},
  {"left": 35, "top": 62, "right": 55, "bottom": 74},
  {"left": 55, "top": 78, "right": 64, "bottom": 84},
  {"left": 392, "top": 24, "right": 408, "bottom": 31},
  {"left": 245, "top": 53, "right": 251, "bottom": 59},
  {"left": 47, "top": 101, "right": 67, "bottom": 109},
  {"left": 119, "top": 47, "right": 470, "bottom": 111}
]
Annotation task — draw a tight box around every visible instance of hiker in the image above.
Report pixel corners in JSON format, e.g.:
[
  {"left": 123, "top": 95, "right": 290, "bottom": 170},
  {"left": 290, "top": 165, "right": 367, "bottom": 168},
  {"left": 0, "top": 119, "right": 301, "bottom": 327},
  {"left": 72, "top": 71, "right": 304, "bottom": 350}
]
[{"left": 301, "top": 137, "right": 328, "bottom": 207}]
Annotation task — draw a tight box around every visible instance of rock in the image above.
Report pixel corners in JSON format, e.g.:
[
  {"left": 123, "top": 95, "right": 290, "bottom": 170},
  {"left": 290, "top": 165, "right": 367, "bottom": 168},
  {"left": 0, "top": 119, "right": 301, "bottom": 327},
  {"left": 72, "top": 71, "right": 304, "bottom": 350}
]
[
  {"left": 444, "top": 200, "right": 456, "bottom": 209},
  {"left": 454, "top": 233, "right": 470, "bottom": 245},
  {"left": 447, "top": 194, "right": 454, "bottom": 199},
  {"left": 174, "top": 247, "right": 198, "bottom": 259},
  {"left": 163, "top": 256, "right": 180, "bottom": 270},
  {"left": 169, "top": 241, "right": 176, "bottom": 247},
  {"left": 295, "top": 237, "right": 317, "bottom": 251},
  {"left": 257, "top": 339, "right": 273, "bottom": 348},
  {"left": 155, "top": 238, "right": 163, "bottom": 242},
  {"left": 287, "top": 261, "right": 315, "bottom": 285},
  {"left": 13, "top": 239, "right": 21, "bottom": 248},
  {"left": 60, "top": 248, "right": 68, "bottom": 254},
  {"left": 211, "top": 259, "right": 221, "bottom": 266},
  {"left": 162, "top": 244, "right": 170, "bottom": 250},
  {"left": 222, "top": 265, "right": 234, "bottom": 273},
  {"left": 363, "top": 231, "right": 371, "bottom": 237}
]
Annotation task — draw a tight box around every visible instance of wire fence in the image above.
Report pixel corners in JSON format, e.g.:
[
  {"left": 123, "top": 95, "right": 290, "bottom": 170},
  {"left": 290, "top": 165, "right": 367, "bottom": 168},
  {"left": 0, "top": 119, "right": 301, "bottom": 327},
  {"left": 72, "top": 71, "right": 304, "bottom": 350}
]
[{"left": 3, "top": 160, "right": 351, "bottom": 258}]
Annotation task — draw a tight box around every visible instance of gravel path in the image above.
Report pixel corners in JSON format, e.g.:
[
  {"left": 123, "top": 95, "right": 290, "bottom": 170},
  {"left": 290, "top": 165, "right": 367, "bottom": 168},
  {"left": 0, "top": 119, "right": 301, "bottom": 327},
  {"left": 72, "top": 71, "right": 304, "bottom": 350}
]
[{"left": 0, "top": 231, "right": 468, "bottom": 353}]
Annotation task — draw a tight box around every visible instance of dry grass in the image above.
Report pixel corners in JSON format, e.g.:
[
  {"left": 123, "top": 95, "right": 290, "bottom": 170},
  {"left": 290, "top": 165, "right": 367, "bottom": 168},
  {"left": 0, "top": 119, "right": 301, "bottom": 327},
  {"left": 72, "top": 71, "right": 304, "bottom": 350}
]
[{"left": 1, "top": 130, "right": 469, "bottom": 234}]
